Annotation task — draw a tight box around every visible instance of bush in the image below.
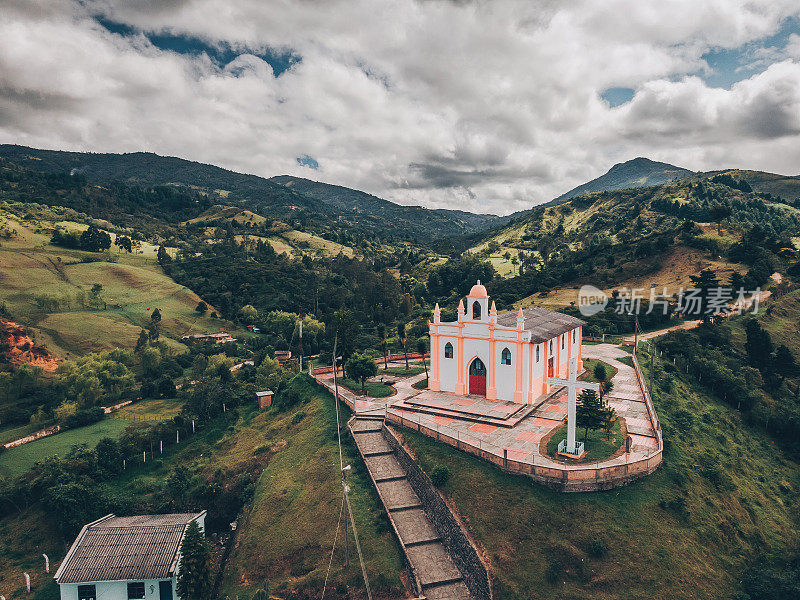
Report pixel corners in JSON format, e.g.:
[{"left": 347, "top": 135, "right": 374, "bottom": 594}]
[
  {"left": 62, "top": 407, "right": 105, "bottom": 430},
  {"left": 291, "top": 411, "right": 306, "bottom": 425},
  {"left": 545, "top": 558, "right": 563, "bottom": 584},
  {"left": 430, "top": 465, "right": 450, "bottom": 487},
  {"left": 588, "top": 539, "right": 608, "bottom": 558}
]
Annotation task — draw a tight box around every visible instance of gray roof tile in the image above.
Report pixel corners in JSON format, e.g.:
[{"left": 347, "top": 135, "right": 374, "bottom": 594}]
[
  {"left": 495, "top": 307, "right": 585, "bottom": 343},
  {"left": 56, "top": 513, "right": 203, "bottom": 584}
]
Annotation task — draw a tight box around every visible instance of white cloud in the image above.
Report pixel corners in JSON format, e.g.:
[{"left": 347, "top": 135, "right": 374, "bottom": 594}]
[{"left": 0, "top": 0, "right": 799, "bottom": 215}]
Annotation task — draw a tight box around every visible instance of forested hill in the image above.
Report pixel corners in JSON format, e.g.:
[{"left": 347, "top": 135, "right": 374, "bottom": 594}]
[
  {"left": 548, "top": 157, "right": 693, "bottom": 205},
  {"left": 0, "top": 145, "right": 500, "bottom": 243},
  {"left": 270, "top": 175, "right": 504, "bottom": 234}
]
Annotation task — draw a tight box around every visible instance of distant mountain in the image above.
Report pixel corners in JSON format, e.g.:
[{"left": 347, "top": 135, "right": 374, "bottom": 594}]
[
  {"left": 0, "top": 145, "right": 501, "bottom": 242},
  {"left": 270, "top": 175, "right": 503, "bottom": 237},
  {"left": 548, "top": 157, "right": 693, "bottom": 206}
]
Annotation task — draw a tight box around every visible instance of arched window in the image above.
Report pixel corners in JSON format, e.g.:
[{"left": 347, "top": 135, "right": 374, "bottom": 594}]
[
  {"left": 562, "top": 335, "right": 565, "bottom": 349},
  {"left": 472, "top": 301, "right": 481, "bottom": 320},
  {"left": 501, "top": 347, "right": 512, "bottom": 365},
  {"left": 573, "top": 329, "right": 576, "bottom": 343},
  {"left": 549, "top": 339, "right": 553, "bottom": 353},
  {"left": 444, "top": 342, "right": 453, "bottom": 358},
  {"left": 536, "top": 346, "right": 540, "bottom": 362}
]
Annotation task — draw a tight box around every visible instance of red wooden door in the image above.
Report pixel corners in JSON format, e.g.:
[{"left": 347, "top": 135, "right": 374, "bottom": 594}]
[
  {"left": 548, "top": 357, "right": 554, "bottom": 378},
  {"left": 469, "top": 358, "right": 487, "bottom": 396}
]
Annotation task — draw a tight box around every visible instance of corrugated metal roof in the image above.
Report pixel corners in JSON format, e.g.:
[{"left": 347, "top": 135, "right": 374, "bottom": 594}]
[
  {"left": 495, "top": 307, "right": 585, "bottom": 343},
  {"left": 56, "top": 513, "right": 203, "bottom": 584}
]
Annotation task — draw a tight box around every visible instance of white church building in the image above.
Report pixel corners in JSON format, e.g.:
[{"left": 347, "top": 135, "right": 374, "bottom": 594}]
[{"left": 429, "top": 281, "right": 585, "bottom": 403}]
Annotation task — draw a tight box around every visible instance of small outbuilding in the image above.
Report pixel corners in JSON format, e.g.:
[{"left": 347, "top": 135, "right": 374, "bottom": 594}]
[
  {"left": 256, "top": 390, "right": 273, "bottom": 409},
  {"left": 54, "top": 512, "right": 206, "bottom": 600}
]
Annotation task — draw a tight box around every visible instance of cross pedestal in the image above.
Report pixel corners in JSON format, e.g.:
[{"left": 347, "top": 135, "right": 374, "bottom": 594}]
[{"left": 548, "top": 357, "right": 600, "bottom": 456}]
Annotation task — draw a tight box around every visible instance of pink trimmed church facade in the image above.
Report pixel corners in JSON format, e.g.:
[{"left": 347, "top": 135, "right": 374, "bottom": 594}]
[{"left": 428, "top": 281, "right": 585, "bottom": 404}]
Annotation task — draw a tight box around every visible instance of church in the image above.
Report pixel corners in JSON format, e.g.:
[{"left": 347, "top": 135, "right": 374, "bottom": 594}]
[{"left": 429, "top": 281, "right": 585, "bottom": 404}]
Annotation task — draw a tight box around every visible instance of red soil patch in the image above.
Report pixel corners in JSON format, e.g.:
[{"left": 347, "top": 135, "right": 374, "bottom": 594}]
[{"left": 1, "top": 319, "right": 59, "bottom": 371}]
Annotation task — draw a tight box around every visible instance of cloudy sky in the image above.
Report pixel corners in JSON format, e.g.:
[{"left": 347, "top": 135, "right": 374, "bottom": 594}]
[{"left": 2, "top": 1, "right": 800, "bottom": 215}]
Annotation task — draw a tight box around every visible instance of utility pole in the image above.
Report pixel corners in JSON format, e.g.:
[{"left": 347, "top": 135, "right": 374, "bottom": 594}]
[
  {"left": 342, "top": 464, "right": 351, "bottom": 568},
  {"left": 634, "top": 312, "right": 639, "bottom": 354}
]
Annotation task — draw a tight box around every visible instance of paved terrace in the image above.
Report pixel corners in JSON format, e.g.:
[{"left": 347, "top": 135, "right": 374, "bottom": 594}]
[{"left": 315, "top": 345, "right": 662, "bottom": 491}]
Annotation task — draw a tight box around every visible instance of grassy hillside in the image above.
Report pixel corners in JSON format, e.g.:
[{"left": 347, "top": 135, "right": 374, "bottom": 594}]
[
  {"left": 0, "top": 204, "right": 223, "bottom": 357},
  {"left": 400, "top": 342, "right": 799, "bottom": 599},
  {"left": 221, "top": 377, "right": 405, "bottom": 599}
]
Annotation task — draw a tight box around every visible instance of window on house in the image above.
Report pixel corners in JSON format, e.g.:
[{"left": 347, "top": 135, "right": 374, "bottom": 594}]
[
  {"left": 501, "top": 348, "right": 512, "bottom": 365},
  {"left": 562, "top": 335, "right": 565, "bottom": 349},
  {"left": 444, "top": 342, "right": 453, "bottom": 358},
  {"left": 536, "top": 346, "right": 540, "bottom": 362},
  {"left": 472, "top": 301, "right": 481, "bottom": 320},
  {"left": 128, "top": 582, "right": 145, "bottom": 600},
  {"left": 78, "top": 585, "right": 97, "bottom": 600},
  {"left": 549, "top": 340, "right": 553, "bottom": 353},
  {"left": 573, "top": 329, "right": 576, "bottom": 343}
]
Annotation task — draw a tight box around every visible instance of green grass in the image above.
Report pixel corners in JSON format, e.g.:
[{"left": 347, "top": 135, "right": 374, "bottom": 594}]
[
  {"left": 383, "top": 365, "right": 425, "bottom": 376},
  {"left": 0, "top": 207, "right": 228, "bottom": 357},
  {"left": 340, "top": 377, "right": 394, "bottom": 397},
  {"left": 618, "top": 355, "right": 634, "bottom": 367},
  {"left": 221, "top": 376, "right": 405, "bottom": 597},
  {"left": 545, "top": 420, "right": 623, "bottom": 463},
  {"left": 0, "top": 418, "right": 130, "bottom": 477},
  {"left": 413, "top": 378, "right": 429, "bottom": 390},
  {"left": 399, "top": 346, "right": 800, "bottom": 600}
]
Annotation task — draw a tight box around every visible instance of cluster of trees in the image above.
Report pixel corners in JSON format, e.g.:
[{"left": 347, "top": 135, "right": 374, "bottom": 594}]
[
  {"left": 51, "top": 225, "right": 112, "bottom": 252},
  {"left": 659, "top": 320, "right": 800, "bottom": 452}
]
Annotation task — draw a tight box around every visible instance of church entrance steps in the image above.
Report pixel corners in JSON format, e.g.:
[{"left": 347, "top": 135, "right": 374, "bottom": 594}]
[{"left": 391, "top": 395, "right": 539, "bottom": 428}]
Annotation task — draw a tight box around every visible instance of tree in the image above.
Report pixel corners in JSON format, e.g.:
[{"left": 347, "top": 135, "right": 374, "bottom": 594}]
[
  {"left": 688, "top": 269, "right": 723, "bottom": 324},
  {"left": 89, "top": 283, "right": 105, "bottom": 309},
  {"left": 115, "top": 235, "right": 133, "bottom": 253},
  {"left": 708, "top": 203, "right": 732, "bottom": 235},
  {"left": 398, "top": 322, "right": 409, "bottom": 370},
  {"left": 745, "top": 319, "right": 773, "bottom": 372},
  {"left": 79, "top": 226, "right": 111, "bottom": 252},
  {"left": 238, "top": 304, "right": 258, "bottom": 325},
  {"left": 345, "top": 353, "right": 377, "bottom": 395},
  {"left": 95, "top": 437, "right": 123, "bottom": 477},
  {"left": 157, "top": 245, "right": 171, "bottom": 265},
  {"left": 176, "top": 521, "right": 212, "bottom": 600},
  {"left": 593, "top": 362, "right": 607, "bottom": 383},
  {"left": 575, "top": 389, "right": 605, "bottom": 444},
  {"left": 195, "top": 301, "right": 208, "bottom": 315},
  {"left": 775, "top": 344, "right": 797, "bottom": 377},
  {"left": 151, "top": 308, "right": 162, "bottom": 323},
  {"left": 135, "top": 329, "right": 148, "bottom": 353},
  {"left": 416, "top": 337, "right": 429, "bottom": 383}
]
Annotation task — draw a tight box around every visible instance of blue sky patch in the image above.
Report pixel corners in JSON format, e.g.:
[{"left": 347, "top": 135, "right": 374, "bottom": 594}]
[
  {"left": 600, "top": 87, "right": 635, "bottom": 107},
  {"left": 701, "top": 16, "right": 800, "bottom": 88},
  {"left": 95, "top": 16, "right": 300, "bottom": 76},
  {"left": 296, "top": 155, "right": 319, "bottom": 169}
]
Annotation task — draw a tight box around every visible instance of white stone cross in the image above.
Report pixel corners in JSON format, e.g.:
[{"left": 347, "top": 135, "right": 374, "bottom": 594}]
[{"left": 547, "top": 357, "right": 600, "bottom": 454}]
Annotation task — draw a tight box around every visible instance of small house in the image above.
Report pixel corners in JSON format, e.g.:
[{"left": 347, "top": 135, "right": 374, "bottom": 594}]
[
  {"left": 256, "top": 390, "right": 273, "bottom": 409},
  {"left": 274, "top": 350, "right": 292, "bottom": 365},
  {"left": 55, "top": 512, "right": 206, "bottom": 600}
]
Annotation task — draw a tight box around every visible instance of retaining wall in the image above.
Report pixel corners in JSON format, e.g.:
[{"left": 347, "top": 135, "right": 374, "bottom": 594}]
[{"left": 382, "top": 425, "right": 492, "bottom": 600}]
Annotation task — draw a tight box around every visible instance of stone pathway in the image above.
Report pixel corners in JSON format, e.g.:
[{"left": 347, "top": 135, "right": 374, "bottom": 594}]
[{"left": 349, "top": 417, "right": 472, "bottom": 600}]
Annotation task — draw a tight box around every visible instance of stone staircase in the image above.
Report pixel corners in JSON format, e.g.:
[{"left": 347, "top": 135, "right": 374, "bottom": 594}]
[{"left": 349, "top": 417, "right": 474, "bottom": 600}]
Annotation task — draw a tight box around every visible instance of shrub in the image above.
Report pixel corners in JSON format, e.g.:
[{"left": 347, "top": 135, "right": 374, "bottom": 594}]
[
  {"left": 291, "top": 411, "right": 306, "bottom": 425},
  {"left": 588, "top": 539, "right": 608, "bottom": 558},
  {"left": 545, "top": 558, "right": 563, "bottom": 584},
  {"left": 430, "top": 465, "right": 450, "bottom": 487}
]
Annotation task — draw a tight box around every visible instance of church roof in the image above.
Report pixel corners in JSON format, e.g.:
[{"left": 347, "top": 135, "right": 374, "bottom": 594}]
[
  {"left": 496, "top": 306, "right": 585, "bottom": 343},
  {"left": 54, "top": 512, "right": 205, "bottom": 584}
]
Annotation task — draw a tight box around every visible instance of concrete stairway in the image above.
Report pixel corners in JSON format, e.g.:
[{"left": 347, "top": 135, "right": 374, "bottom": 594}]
[{"left": 349, "top": 417, "right": 472, "bottom": 600}]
